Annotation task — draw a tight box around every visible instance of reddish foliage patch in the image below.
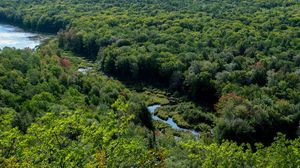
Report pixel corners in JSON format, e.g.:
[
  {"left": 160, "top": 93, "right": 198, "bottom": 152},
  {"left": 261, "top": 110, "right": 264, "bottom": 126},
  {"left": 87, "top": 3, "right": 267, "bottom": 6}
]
[
  {"left": 255, "top": 61, "right": 264, "bottom": 69},
  {"left": 61, "top": 58, "right": 71, "bottom": 69}
]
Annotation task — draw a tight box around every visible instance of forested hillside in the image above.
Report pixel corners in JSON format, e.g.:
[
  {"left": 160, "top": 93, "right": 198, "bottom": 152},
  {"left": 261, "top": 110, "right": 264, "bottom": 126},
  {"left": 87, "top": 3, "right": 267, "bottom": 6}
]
[
  {"left": 0, "top": 45, "right": 299, "bottom": 167},
  {"left": 0, "top": 0, "right": 300, "bottom": 167},
  {"left": 0, "top": 45, "right": 166, "bottom": 166}
]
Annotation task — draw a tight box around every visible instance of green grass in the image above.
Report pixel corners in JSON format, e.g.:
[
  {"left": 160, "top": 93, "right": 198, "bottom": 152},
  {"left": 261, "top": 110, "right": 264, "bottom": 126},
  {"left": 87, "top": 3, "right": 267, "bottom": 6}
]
[
  {"left": 155, "top": 108, "right": 170, "bottom": 120},
  {"left": 139, "top": 89, "right": 170, "bottom": 106},
  {"left": 172, "top": 114, "right": 189, "bottom": 129}
]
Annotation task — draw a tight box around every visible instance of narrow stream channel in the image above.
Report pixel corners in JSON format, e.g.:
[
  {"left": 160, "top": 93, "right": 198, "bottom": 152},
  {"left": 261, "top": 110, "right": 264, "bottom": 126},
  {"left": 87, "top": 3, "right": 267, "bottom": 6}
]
[
  {"left": 147, "top": 104, "right": 200, "bottom": 136},
  {"left": 0, "top": 23, "right": 200, "bottom": 137},
  {"left": 78, "top": 66, "right": 93, "bottom": 74}
]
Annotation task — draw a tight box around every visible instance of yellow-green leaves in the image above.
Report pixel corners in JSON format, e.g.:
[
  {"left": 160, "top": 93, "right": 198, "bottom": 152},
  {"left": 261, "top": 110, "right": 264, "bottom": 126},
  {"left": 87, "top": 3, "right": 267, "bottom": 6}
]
[{"left": 181, "top": 134, "right": 300, "bottom": 168}]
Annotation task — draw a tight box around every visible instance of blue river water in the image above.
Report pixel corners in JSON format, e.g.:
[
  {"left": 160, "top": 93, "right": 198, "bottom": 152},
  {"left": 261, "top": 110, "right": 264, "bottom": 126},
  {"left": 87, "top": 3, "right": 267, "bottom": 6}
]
[
  {"left": 147, "top": 104, "right": 200, "bottom": 136},
  {"left": 0, "top": 23, "right": 200, "bottom": 137},
  {"left": 0, "top": 24, "right": 46, "bottom": 49}
]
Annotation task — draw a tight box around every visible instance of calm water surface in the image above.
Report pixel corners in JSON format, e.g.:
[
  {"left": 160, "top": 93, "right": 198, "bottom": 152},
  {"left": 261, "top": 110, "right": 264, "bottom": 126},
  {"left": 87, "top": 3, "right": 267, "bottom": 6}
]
[
  {"left": 0, "top": 24, "right": 47, "bottom": 49},
  {"left": 147, "top": 104, "right": 200, "bottom": 136}
]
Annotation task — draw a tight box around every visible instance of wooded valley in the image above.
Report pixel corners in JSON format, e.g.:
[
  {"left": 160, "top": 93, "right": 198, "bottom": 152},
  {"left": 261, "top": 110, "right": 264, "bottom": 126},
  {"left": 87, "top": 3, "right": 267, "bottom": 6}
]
[{"left": 0, "top": 0, "right": 299, "bottom": 167}]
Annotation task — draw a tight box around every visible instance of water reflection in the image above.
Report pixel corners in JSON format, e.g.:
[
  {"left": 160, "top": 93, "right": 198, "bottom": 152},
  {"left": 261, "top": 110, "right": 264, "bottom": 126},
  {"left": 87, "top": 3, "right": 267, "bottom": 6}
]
[{"left": 0, "top": 24, "right": 47, "bottom": 49}]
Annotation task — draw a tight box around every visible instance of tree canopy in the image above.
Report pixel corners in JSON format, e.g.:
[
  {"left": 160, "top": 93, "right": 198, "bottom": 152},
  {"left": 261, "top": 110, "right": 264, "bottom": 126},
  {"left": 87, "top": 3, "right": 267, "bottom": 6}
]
[{"left": 0, "top": 0, "right": 300, "bottom": 166}]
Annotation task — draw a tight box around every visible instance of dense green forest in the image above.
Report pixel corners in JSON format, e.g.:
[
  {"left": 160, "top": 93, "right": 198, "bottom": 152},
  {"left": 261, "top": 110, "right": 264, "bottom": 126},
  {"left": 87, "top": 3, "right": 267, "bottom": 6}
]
[
  {"left": 0, "top": 0, "right": 300, "bottom": 167},
  {"left": 0, "top": 44, "right": 299, "bottom": 167}
]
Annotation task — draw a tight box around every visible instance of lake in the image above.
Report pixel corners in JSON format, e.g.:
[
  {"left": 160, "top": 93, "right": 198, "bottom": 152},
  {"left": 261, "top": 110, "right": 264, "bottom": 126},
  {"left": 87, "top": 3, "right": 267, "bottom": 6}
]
[{"left": 0, "top": 24, "right": 47, "bottom": 49}]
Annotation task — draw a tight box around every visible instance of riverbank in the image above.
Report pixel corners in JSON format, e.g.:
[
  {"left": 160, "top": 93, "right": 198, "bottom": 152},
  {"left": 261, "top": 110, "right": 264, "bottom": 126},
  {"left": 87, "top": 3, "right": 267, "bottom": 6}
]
[
  {"left": 147, "top": 104, "right": 200, "bottom": 136},
  {"left": 38, "top": 37, "right": 211, "bottom": 137},
  {"left": 0, "top": 23, "right": 49, "bottom": 49},
  {"left": 0, "top": 14, "right": 217, "bottom": 138}
]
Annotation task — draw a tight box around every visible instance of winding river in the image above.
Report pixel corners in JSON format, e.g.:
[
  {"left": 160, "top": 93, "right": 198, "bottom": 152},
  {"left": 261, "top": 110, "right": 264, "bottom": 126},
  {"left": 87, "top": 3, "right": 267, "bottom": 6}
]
[
  {"left": 147, "top": 104, "right": 200, "bottom": 136},
  {"left": 0, "top": 24, "right": 47, "bottom": 49},
  {"left": 0, "top": 23, "right": 199, "bottom": 136}
]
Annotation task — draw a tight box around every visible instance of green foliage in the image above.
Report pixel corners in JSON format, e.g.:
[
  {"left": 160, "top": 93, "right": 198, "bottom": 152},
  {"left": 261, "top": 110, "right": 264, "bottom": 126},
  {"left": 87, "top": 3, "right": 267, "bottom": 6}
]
[
  {"left": 0, "top": 0, "right": 300, "bottom": 166},
  {"left": 156, "top": 102, "right": 215, "bottom": 130},
  {"left": 0, "top": 48, "right": 160, "bottom": 166},
  {"left": 2, "top": 1, "right": 299, "bottom": 142},
  {"left": 215, "top": 93, "right": 300, "bottom": 144},
  {"left": 181, "top": 134, "right": 300, "bottom": 168}
]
